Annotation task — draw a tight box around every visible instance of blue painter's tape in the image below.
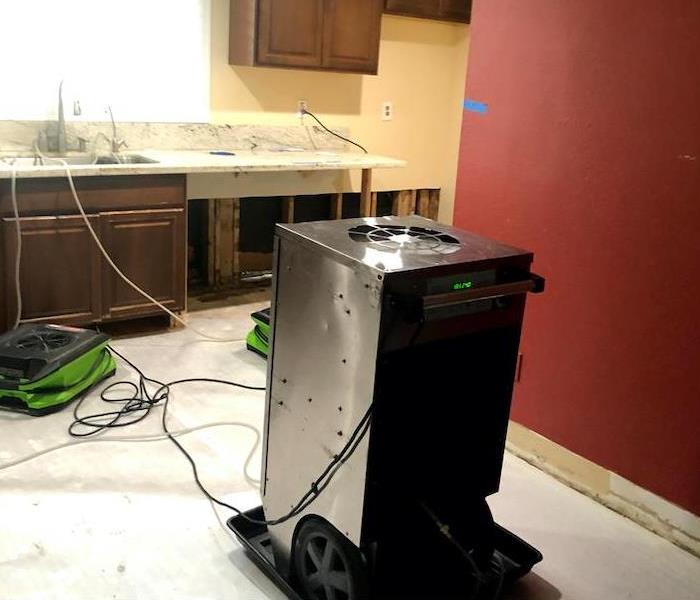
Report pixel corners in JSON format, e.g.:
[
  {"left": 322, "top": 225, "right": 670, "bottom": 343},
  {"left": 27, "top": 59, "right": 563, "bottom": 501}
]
[{"left": 464, "top": 99, "right": 489, "bottom": 114}]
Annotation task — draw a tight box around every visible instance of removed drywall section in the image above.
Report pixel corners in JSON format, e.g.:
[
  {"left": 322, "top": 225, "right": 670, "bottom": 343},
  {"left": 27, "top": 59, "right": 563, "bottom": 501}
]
[{"left": 210, "top": 0, "right": 469, "bottom": 224}]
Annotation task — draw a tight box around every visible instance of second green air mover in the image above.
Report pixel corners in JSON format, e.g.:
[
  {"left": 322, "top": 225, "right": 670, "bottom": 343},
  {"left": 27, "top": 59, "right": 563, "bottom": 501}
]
[{"left": 246, "top": 308, "right": 270, "bottom": 359}]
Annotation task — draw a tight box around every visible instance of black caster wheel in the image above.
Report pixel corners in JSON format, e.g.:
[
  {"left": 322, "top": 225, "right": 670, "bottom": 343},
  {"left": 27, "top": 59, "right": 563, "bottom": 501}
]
[{"left": 294, "top": 519, "right": 369, "bottom": 600}]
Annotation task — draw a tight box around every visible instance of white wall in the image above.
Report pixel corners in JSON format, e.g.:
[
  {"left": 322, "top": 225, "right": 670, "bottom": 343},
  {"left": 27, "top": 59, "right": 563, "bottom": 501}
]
[{"left": 0, "top": 0, "right": 211, "bottom": 122}]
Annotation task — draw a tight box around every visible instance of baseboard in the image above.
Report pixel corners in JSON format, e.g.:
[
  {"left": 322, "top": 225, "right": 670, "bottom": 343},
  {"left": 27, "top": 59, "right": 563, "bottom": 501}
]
[{"left": 506, "top": 421, "right": 700, "bottom": 557}]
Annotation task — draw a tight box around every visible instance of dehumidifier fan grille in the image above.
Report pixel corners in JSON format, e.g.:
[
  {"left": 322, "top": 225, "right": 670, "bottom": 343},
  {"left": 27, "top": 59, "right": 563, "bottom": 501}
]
[{"left": 348, "top": 225, "right": 461, "bottom": 255}]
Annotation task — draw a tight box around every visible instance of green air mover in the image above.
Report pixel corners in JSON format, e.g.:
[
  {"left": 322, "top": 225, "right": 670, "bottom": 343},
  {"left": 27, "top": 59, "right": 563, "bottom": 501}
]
[
  {"left": 246, "top": 308, "right": 270, "bottom": 359},
  {"left": 0, "top": 324, "right": 116, "bottom": 416}
]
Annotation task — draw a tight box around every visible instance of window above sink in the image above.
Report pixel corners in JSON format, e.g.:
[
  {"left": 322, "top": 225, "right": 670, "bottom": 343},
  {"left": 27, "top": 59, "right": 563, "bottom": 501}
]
[{"left": 0, "top": 0, "right": 210, "bottom": 123}]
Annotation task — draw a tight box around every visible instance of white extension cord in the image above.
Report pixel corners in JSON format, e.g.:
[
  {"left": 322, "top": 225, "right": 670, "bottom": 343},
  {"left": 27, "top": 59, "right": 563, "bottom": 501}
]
[
  {"left": 9, "top": 156, "right": 246, "bottom": 343},
  {"left": 0, "top": 419, "right": 262, "bottom": 539},
  {"left": 0, "top": 420, "right": 261, "bottom": 488},
  {"left": 9, "top": 167, "right": 22, "bottom": 330}
]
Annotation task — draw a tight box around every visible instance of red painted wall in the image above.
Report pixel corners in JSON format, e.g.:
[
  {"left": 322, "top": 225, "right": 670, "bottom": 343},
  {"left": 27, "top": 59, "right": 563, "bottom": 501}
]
[{"left": 454, "top": 0, "right": 700, "bottom": 514}]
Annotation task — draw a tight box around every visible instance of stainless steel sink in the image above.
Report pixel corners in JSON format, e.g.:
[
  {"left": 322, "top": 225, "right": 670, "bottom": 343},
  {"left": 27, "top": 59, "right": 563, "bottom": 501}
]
[
  {"left": 96, "top": 154, "right": 158, "bottom": 165},
  {"left": 0, "top": 154, "right": 158, "bottom": 167}
]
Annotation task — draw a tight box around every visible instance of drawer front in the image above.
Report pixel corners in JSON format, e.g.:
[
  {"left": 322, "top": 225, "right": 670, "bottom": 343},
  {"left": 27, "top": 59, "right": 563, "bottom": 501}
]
[{"left": 0, "top": 175, "right": 185, "bottom": 217}]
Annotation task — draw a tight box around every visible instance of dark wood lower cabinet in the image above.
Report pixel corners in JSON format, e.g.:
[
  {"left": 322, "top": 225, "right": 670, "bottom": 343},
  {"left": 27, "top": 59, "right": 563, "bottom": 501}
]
[
  {"left": 2, "top": 215, "right": 102, "bottom": 327},
  {"left": 100, "top": 209, "right": 186, "bottom": 320},
  {"left": 0, "top": 175, "right": 187, "bottom": 333}
]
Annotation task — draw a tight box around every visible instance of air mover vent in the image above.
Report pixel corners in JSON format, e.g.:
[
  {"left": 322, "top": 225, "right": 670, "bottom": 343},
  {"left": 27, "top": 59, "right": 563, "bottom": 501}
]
[
  {"left": 348, "top": 225, "right": 461, "bottom": 255},
  {"left": 0, "top": 324, "right": 109, "bottom": 385},
  {"left": 15, "top": 331, "right": 74, "bottom": 352}
]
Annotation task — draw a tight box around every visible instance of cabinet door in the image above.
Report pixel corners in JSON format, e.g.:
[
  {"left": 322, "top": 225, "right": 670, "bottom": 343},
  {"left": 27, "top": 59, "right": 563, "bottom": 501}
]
[
  {"left": 100, "top": 209, "right": 185, "bottom": 321},
  {"left": 439, "top": 0, "right": 471, "bottom": 22},
  {"left": 257, "top": 0, "right": 325, "bottom": 68},
  {"left": 385, "top": 0, "right": 440, "bottom": 18},
  {"left": 323, "top": 0, "right": 383, "bottom": 73},
  {"left": 2, "top": 215, "right": 101, "bottom": 328}
]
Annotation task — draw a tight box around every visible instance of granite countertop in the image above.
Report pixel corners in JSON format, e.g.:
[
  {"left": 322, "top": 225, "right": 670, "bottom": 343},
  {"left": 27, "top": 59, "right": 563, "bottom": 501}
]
[
  {"left": 0, "top": 150, "right": 406, "bottom": 179},
  {"left": 0, "top": 121, "right": 406, "bottom": 180}
]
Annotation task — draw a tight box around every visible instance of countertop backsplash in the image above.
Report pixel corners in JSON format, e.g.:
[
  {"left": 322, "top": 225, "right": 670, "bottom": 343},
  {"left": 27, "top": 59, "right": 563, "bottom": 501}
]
[{"left": 0, "top": 121, "right": 355, "bottom": 155}]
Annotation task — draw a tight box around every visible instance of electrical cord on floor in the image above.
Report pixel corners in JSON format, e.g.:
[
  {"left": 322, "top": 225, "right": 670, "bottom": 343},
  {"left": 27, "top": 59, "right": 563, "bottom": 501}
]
[
  {"left": 301, "top": 109, "right": 369, "bottom": 154},
  {"left": 68, "top": 345, "right": 266, "bottom": 438},
  {"left": 78, "top": 345, "right": 373, "bottom": 527},
  {"left": 0, "top": 420, "right": 262, "bottom": 488},
  {"left": 166, "top": 384, "right": 373, "bottom": 527}
]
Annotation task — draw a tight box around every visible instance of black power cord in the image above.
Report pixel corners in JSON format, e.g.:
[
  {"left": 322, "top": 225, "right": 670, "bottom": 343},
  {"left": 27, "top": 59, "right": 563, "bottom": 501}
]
[
  {"left": 302, "top": 108, "right": 369, "bottom": 154},
  {"left": 69, "top": 346, "right": 264, "bottom": 437},
  {"left": 73, "top": 345, "right": 373, "bottom": 527}
]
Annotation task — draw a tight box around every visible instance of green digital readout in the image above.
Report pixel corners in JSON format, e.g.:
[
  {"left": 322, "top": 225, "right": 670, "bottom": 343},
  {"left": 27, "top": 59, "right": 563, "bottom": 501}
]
[{"left": 427, "top": 270, "right": 496, "bottom": 294}]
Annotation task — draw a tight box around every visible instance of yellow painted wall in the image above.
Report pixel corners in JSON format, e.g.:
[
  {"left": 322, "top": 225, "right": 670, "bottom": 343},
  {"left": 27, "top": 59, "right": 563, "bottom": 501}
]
[{"left": 210, "top": 0, "right": 470, "bottom": 224}]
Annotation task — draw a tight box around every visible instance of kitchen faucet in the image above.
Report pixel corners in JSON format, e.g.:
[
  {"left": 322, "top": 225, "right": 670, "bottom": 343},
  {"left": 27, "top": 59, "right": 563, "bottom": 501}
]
[
  {"left": 35, "top": 81, "right": 68, "bottom": 154},
  {"left": 56, "top": 81, "right": 66, "bottom": 154},
  {"left": 107, "top": 105, "right": 127, "bottom": 153},
  {"left": 36, "top": 81, "right": 72, "bottom": 155}
]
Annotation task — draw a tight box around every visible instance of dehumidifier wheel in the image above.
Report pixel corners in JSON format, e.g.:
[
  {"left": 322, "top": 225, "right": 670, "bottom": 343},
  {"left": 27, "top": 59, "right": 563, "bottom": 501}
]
[{"left": 293, "top": 519, "right": 369, "bottom": 600}]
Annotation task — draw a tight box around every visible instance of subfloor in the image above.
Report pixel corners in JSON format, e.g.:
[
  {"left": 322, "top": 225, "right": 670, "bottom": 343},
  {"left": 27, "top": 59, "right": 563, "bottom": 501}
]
[{"left": 1, "top": 304, "right": 699, "bottom": 600}]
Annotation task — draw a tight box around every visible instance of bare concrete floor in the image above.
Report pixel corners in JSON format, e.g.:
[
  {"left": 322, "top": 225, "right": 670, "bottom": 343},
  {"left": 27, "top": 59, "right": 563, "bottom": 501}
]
[{"left": 1, "top": 304, "right": 698, "bottom": 600}]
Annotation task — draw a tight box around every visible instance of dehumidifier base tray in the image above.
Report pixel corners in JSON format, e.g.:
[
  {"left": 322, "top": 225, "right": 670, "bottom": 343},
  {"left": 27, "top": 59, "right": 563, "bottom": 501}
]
[{"left": 227, "top": 506, "right": 542, "bottom": 600}]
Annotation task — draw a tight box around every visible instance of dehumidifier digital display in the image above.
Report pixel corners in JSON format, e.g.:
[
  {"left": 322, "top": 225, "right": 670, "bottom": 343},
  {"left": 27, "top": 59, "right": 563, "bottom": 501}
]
[{"left": 427, "top": 269, "right": 497, "bottom": 294}]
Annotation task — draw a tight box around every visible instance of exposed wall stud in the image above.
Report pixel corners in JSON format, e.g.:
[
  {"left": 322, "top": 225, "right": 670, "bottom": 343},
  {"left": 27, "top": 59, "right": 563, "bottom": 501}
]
[{"left": 360, "top": 169, "right": 373, "bottom": 217}]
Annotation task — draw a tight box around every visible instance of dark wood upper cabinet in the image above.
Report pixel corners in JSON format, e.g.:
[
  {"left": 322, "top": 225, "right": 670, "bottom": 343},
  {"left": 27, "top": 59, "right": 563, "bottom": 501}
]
[
  {"left": 322, "top": 0, "right": 383, "bottom": 73},
  {"left": 230, "top": 0, "right": 384, "bottom": 74},
  {"left": 257, "top": 0, "right": 325, "bottom": 68},
  {"left": 385, "top": 0, "right": 471, "bottom": 23},
  {"left": 439, "top": 0, "right": 471, "bottom": 22},
  {"left": 385, "top": 0, "right": 440, "bottom": 19}
]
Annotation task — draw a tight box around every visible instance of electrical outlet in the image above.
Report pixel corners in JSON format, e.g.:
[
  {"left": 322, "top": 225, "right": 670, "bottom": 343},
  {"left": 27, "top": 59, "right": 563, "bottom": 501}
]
[
  {"left": 382, "top": 101, "right": 393, "bottom": 121},
  {"left": 298, "top": 100, "right": 309, "bottom": 115}
]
